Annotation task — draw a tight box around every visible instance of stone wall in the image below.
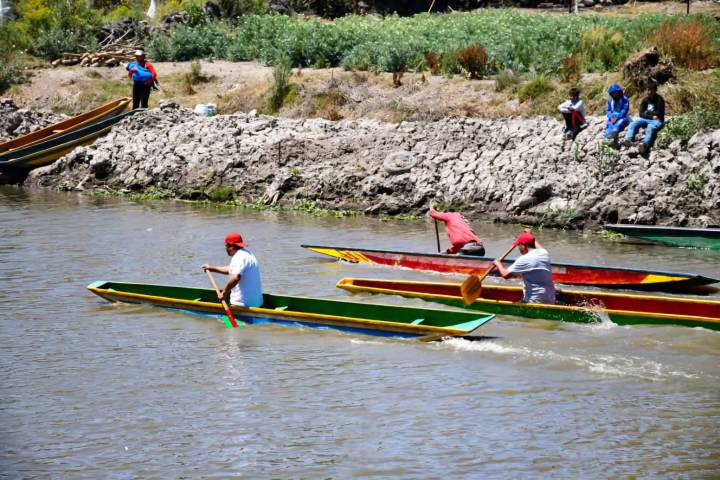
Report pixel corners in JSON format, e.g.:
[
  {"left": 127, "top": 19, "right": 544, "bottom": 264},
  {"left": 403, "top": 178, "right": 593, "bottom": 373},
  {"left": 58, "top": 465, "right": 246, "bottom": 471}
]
[{"left": 24, "top": 101, "right": 720, "bottom": 228}]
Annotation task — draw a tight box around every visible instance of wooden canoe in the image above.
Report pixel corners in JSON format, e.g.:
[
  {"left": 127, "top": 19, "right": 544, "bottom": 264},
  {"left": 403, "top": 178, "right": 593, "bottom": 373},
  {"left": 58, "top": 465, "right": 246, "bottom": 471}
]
[
  {"left": 0, "top": 97, "right": 131, "bottom": 159},
  {"left": 605, "top": 224, "right": 720, "bottom": 250},
  {"left": 336, "top": 277, "right": 720, "bottom": 331},
  {"left": 302, "top": 244, "right": 717, "bottom": 292},
  {"left": 0, "top": 109, "right": 141, "bottom": 170},
  {"left": 87, "top": 281, "right": 495, "bottom": 340}
]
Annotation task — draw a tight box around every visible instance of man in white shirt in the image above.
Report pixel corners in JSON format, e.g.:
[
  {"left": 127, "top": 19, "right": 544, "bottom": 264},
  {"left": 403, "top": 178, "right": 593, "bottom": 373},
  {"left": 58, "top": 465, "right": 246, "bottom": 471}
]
[
  {"left": 558, "top": 87, "right": 587, "bottom": 140},
  {"left": 201, "top": 232, "right": 263, "bottom": 307},
  {"left": 493, "top": 231, "right": 556, "bottom": 304}
]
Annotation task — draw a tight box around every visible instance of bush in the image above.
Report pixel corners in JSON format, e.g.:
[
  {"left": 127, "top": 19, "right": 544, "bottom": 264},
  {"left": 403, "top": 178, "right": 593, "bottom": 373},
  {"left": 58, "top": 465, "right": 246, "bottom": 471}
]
[
  {"left": 0, "top": 57, "right": 25, "bottom": 94},
  {"left": 657, "top": 106, "right": 720, "bottom": 147},
  {"left": 561, "top": 53, "right": 582, "bottom": 83},
  {"left": 267, "top": 56, "right": 292, "bottom": 113},
  {"left": 653, "top": 18, "right": 720, "bottom": 70},
  {"left": 580, "top": 27, "right": 625, "bottom": 72},
  {"left": 495, "top": 68, "right": 520, "bottom": 92},
  {"left": 518, "top": 73, "right": 552, "bottom": 102},
  {"left": 456, "top": 43, "right": 493, "bottom": 80}
]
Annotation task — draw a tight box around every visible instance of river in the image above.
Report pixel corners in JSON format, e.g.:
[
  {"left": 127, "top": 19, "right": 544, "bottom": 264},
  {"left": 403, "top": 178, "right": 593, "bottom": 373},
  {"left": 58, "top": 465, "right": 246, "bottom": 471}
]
[{"left": 1, "top": 186, "right": 718, "bottom": 478}]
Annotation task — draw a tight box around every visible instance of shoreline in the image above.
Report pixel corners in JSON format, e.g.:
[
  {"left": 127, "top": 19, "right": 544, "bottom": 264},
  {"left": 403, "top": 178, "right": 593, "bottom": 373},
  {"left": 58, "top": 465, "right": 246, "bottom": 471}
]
[{"left": 14, "top": 100, "right": 719, "bottom": 229}]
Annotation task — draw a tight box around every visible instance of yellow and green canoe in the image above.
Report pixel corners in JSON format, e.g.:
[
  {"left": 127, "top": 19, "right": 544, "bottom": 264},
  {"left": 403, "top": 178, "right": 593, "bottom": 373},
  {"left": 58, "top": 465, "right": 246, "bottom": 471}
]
[
  {"left": 87, "top": 281, "right": 495, "bottom": 340},
  {"left": 337, "top": 278, "right": 720, "bottom": 330}
]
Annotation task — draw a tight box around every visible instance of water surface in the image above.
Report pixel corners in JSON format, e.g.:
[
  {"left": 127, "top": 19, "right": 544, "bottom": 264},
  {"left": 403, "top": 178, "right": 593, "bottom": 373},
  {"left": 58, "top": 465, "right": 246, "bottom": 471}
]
[{"left": 1, "top": 187, "right": 718, "bottom": 478}]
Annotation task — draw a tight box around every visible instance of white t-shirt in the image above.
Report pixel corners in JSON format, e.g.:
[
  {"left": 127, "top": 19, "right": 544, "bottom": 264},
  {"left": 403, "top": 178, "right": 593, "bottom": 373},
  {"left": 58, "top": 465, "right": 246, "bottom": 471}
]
[
  {"left": 228, "top": 249, "right": 263, "bottom": 307},
  {"left": 507, "top": 248, "right": 556, "bottom": 304}
]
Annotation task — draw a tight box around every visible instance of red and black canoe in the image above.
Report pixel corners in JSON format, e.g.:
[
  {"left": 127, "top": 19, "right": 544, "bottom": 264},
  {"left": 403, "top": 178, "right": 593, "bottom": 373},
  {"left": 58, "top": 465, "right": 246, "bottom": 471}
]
[{"left": 302, "top": 244, "right": 718, "bottom": 292}]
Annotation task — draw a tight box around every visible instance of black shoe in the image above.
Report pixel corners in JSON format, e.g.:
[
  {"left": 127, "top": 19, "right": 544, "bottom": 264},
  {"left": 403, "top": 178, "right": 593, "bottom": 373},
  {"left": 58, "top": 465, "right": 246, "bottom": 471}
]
[
  {"left": 620, "top": 139, "right": 632, "bottom": 148},
  {"left": 638, "top": 143, "right": 647, "bottom": 155}
]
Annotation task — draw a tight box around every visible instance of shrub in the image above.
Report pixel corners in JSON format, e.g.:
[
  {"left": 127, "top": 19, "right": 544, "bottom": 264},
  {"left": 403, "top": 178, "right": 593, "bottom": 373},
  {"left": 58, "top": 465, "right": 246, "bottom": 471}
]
[
  {"left": 495, "top": 68, "right": 520, "bottom": 92},
  {"left": 656, "top": 106, "right": 720, "bottom": 147},
  {"left": 190, "top": 59, "right": 210, "bottom": 82},
  {"left": 653, "top": 18, "right": 720, "bottom": 70},
  {"left": 267, "top": 56, "right": 292, "bottom": 113},
  {"left": 580, "top": 27, "right": 625, "bottom": 72},
  {"left": 440, "top": 49, "right": 459, "bottom": 77},
  {"left": 424, "top": 52, "right": 441, "bottom": 75},
  {"left": 456, "top": 43, "right": 493, "bottom": 80},
  {"left": 0, "top": 57, "right": 25, "bottom": 94},
  {"left": 561, "top": 53, "right": 582, "bottom": 83},
  {"left": 518, "top": 73, "right": 552, "bottom": 102}
]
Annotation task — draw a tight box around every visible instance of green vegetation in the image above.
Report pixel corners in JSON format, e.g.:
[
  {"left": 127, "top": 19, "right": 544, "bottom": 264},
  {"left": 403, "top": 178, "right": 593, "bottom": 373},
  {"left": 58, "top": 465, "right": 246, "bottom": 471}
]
[
  {"left": 266, "top": 56, "right": 293, "bottom": 113},
  {"left": 128, "top": 186, "right": 176, "bottom": 200},
  {"left": 205, "top": 186, "right": 235, "bottom": 202},
  {"left": 657, "top": 105, "right": 720, "bottom": 147},
  {"left": 597, "top": 229, "right": 625, "bottom": 241},
  {"left": 687, "top": 173, "right": 708, "bottom": 196}
]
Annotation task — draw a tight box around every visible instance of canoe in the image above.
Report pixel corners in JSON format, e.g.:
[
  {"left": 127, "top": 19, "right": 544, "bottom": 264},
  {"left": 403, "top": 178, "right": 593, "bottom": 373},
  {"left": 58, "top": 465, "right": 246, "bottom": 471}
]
[
  {"left": 0, "top": 97, "right": 131, "bottom": 159},
  {"left": 336, "top": 277, "right": 720, "bottom": 331},
  {"left": 302, "top": 244, "right": 717, "bottom": 292},
  {"left": 605, "top": 224, "right": 720, "bottom": 250},
  {"left": 0, "top": 109, "right": 141, "bottom": 170},
  {"left": 87, "top": 280, "right": 495, "bottom": 340}
]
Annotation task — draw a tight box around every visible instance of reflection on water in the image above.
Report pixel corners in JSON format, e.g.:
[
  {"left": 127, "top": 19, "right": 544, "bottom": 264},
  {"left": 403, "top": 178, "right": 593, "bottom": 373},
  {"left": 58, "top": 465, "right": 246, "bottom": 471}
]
[{"left": 1, "top": 186, "right": 719, "bottom": 478}]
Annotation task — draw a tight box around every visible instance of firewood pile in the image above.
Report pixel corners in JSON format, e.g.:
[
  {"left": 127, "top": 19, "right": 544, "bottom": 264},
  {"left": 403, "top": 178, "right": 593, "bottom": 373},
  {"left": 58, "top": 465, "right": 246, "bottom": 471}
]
[{"left": 52, "top": 43, "right": 140, "bottom": 67}]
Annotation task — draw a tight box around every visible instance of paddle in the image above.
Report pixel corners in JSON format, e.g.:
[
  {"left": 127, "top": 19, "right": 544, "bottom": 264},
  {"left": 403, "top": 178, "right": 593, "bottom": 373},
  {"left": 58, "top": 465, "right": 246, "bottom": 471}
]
[
  {"left": 205, "top": 270, "right": 242, "bottom": 329},
  {"left": 460, "top": 243, "right": 516, "bottom": 305},
  {"left": 434, "top": 219, "right": 441, "bottom": 253}
]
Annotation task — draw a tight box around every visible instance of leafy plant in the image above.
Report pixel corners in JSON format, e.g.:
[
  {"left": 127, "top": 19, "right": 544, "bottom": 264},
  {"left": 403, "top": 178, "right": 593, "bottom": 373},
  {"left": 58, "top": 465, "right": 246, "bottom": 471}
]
[
  {"left": 580, "top": 27, "right": 625, "bottom": 72},
  {"left": 687, "top": 173, "right": 708, "bottom": 196},
  {"left": 657, "top": 106, "right": 720, "bottom": 147},
  {"left": 456, "top": 43, "right": 493, "bottom": 80},
  {"left": 0, "top": 57, "right": 25, "bottom": 94},
  {"left": 205, "top": 186, "right": 235, "bottom": 202},
  {"left": 653, "top": 18, "right": 720, "bottom": 70},
  {"left": 495, "top": 68, "right": 520, "bottom": 92},
  {"left": 518, "top": 73, "right": 552, "bottom": 102},
  {"left": 560, "top": 53, "right": 582, "bottom": 83},
  {"left": 267, "top": 55, "right": 292, "bottom": 113}
]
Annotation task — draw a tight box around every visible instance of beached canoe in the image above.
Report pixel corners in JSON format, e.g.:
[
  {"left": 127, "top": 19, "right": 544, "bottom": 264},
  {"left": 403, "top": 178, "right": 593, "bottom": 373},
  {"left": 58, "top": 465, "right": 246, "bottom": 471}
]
[
  {"left": 87, "top": 281, "right": 495, "bottom": 340},
  {"left": 336, "top": 277, "right": 720, "bottom": 331},
  {"left": 302, "top": 244, "right": 717, "bottom": 292},
  {"left": 0, "top": 109, "right": 140, "bottom": 170},
  {"left": 605, "top": 224, "right": 720, "bottom": 250},
  {"left": 0, "top": 97, "right": 131, "bottom": 160}
]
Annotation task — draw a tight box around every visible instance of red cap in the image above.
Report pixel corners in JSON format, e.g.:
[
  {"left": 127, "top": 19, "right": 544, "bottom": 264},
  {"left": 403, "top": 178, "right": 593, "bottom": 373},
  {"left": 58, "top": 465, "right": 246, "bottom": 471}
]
[
  {"left": 224, "top": 232, "right": 247, "bottom": 248},
  {"left": 513, "top": 232, "right": 535, "bottom": 246}
]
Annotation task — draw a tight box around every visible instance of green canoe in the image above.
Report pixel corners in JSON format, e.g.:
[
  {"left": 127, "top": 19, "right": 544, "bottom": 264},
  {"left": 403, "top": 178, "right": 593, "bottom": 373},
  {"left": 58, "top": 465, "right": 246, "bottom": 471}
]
[
  {"left": 87, "top": 281, "right": 495, "bottom": 340},
  {"left": 605, "top": 224, "right": 720, "bottom": 250}
]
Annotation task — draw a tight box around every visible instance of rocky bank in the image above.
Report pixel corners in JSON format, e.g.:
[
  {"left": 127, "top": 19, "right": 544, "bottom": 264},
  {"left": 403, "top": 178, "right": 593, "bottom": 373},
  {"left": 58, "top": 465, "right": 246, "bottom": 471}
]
[{"left": 19, "top": 100, "right": 720, "bottom": 228}]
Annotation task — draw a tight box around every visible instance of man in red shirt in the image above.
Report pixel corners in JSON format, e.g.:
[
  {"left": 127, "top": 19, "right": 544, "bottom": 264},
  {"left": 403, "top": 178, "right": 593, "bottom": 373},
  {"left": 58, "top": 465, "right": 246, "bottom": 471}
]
[{"left": 428, "top": 204, "right": 485, "bottom": 256}]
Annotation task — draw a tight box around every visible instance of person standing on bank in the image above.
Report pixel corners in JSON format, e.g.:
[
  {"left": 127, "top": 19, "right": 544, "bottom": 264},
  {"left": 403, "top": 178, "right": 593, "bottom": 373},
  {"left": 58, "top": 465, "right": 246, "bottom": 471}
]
[
  {"left": 201, "top": 232, "right": 264, "bottom": 308},
  {"left": 126, "top": 49, "right": 158, "bottom": 109},
  {"left": 428, "top": 203, "right": 485, "bottom": 256},
  {"left": 493, "top": 231, "right": 556, "bottom": 304}
]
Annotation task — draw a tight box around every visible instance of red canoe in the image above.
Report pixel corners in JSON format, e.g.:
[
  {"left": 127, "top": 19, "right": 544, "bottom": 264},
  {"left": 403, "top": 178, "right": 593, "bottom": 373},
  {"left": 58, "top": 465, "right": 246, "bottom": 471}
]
[{"left": 302, "top": 244, "right": 718, "bottom": 292}]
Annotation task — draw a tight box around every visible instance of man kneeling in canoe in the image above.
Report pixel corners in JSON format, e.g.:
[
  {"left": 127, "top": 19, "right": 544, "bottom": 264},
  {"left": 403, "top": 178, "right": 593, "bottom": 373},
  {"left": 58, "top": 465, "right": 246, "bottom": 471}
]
[
  {"left": 493, "top": 231, "right": 556, "bottom": 305},
  {"left": 201, "top": 232, "right": 264, "bottom": 307},
  {"left": 428, "top": 203, "right": 485, "bottom": 256}
]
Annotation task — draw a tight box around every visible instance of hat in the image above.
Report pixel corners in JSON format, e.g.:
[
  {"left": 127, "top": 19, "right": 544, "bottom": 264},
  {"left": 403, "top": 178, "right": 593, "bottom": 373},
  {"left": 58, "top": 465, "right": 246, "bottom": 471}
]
[
  {"left": 224, "top": 232, "right": 247, "bottom": 248},
  {"left": 134, "top": 49, "right": 145, "bottom": 57},
  {"left": 608, "top": 84, "right": 623, "bottom": 94},
  {"left": 513, "top": 232, "right": 535, "bottom": 246}
]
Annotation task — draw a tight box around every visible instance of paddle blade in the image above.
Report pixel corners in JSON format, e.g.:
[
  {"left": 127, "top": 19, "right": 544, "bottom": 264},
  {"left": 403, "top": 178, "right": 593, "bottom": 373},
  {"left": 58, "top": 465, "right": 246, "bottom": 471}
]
[
  {"left": 221, "top": 315, "right": 245, "bottom": 329},
  {"left": 460, "top": 275, "right": 482, "bottom": 305}
]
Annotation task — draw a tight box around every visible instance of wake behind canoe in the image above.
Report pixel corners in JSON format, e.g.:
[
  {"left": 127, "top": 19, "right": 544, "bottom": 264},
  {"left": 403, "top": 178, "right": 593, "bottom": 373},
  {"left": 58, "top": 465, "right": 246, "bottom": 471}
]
[
  {"left": 87, "top": 280, "right": 495, "bottom": 340},
  {"left": 336, "top": 277, "right": 720, "bottom": 331},
  {"left": 302, "top": 244, "right": 717, "bottom": 292}
]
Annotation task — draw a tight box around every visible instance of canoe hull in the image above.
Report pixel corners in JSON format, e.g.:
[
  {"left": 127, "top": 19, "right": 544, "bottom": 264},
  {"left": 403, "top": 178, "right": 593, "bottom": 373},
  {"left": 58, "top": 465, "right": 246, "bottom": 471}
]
[
  {"left": 1, "top": 109, "right": 141, "bottom": 170},
  {"left": 87, "top": 281, "right": 495, "bottom": 339},
  {"left": 0, "top": 97, "right": 131, "bottom": 159},
  {"left": 605, "top": 224, "right": 720, "bottom": 250},
  {"left": 336, "top": 278, "right": 720, "bottom": 331},
  {"left": 303, "top": 244, "right": 717, "bottom": 292}
]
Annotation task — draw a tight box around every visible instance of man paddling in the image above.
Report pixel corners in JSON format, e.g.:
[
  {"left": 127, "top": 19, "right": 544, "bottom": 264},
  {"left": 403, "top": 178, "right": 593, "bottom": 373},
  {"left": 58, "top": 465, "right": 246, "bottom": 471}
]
[
  {"left": 428, "top": 203, "right": 485, "bottom": 256},
  {"left": 493, "top": 231, "right": 556, "bottom": 304},
  {"left": 201, "top": 232, "right": 263, "bottom": 307}
]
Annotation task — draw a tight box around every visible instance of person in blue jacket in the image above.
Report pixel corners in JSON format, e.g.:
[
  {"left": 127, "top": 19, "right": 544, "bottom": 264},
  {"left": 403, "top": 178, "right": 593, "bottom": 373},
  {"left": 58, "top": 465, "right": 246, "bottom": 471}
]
[
  {"left": 604, "top": 84, "right": 631, "bottom": 143},
  {"left": 126, "top": 50, "right": 158, "bottom": 109}
]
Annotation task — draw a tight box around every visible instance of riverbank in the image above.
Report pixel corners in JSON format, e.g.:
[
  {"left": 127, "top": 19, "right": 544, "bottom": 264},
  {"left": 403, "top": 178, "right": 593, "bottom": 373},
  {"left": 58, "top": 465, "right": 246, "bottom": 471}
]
[{"left": 18, "top": 100, "right": 720, "bottom": 229}]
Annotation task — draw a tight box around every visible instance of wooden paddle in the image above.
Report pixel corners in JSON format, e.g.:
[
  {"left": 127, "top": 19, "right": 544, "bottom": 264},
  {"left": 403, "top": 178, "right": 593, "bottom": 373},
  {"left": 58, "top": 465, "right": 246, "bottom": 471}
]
[
  {"left": 205, "top": 270, "right": 241, "bottom": 329},
  {"left": 460, "top": 243, "right": 516, "bottom": 305},
  {"left": 434, "top": 219, "right": 441, "bottom": 253}
]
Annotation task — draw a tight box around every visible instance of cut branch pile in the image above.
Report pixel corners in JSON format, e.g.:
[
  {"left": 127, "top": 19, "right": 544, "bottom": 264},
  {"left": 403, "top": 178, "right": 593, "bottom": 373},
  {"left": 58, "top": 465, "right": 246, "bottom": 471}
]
[{"left": 52, "top": 43, "right": 141, "bottom": 68}]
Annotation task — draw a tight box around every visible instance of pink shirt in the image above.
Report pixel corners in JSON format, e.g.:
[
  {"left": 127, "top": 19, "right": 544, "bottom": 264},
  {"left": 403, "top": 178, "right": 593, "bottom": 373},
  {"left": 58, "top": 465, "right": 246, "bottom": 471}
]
[{"left": 429, "top": 207, "right": 482, "bottom": 252}]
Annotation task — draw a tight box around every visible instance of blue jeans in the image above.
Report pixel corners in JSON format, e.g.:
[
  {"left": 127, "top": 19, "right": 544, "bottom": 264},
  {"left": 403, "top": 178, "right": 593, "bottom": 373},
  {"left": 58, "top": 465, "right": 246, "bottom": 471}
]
[
  {"left": 605, "top": 117, "right": 630, "bottom": 138},
  {"left": 625, "top": 118, "right": 663, "bottom": 146}
]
